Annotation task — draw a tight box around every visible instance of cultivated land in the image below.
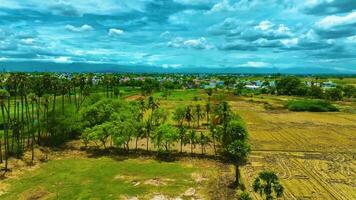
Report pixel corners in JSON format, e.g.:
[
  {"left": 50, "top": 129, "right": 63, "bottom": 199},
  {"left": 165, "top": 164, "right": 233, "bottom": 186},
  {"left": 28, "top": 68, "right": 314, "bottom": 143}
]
[{"left": 1, "top": 88, "right": 356, "bottom": 200}]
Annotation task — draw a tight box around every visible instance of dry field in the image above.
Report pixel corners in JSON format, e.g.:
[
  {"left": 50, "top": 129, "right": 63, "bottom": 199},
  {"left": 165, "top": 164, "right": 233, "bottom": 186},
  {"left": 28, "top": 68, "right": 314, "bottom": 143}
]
[
  {"left": 2, "top": 91, "right": 354, "bottom": 200},
  {"left": 231, "top": 99, "right": 356, "bottom": 200},
  {"left": 151, "top": 91, "right": 356, "bottom": 200}
]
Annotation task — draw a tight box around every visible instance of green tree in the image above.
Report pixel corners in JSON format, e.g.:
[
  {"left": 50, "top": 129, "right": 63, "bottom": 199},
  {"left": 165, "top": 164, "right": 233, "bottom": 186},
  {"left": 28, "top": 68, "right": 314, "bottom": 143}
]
[
  {"left": 342, "top": 85, "right": 355, "bottom": 98},
  {"left": 187, "top": 129, "right": 197, "bottom": 154},
  {"left": 151, "top": 124, "right": 179, "bottom": 151},
  {"left": 0, "top": 89, "right": 10, "bottom": 171},
  {"left": 173, "top": 106, "right": 187, "bottom": 153},
  {"left": 194, "top": 104, "right": 205, "bottom": 129},
  {"left": 238, "top": 192, "right": 252, "bottom": 200},
  {"left": 325, "top": 87, "right": 343, "bottom": 101},
  {"left": 185, "top": 105, "right": 194, "bottom": 128},
  {"left": 253, "top": 171, "right": 284, "bottom": 200},
  {"left": 276, "top": 76, "right": 307, "bottom": 96},
  {"left": 221, "top": 120, "right": 251, "bottom": 185},
  {"left": 308, "top": 85, "right": 324, "bottom": 99}
]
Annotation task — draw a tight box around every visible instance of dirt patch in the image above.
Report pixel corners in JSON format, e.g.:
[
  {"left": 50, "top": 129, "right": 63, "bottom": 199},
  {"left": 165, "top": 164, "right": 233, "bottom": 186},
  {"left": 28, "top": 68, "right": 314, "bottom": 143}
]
[
  {"left": 144, "top": 178, "right": 173, "bottom": 186},
  {"left": 19, "top": 187, "right": 52, "bottom": 200},
  {"left": 191, "top": 172, "right": 208, "bottom": 183},
  {"left": 0, "top": 183, "right": 9, "bottom": 197},
  {"left": 126, "top": 95, "right": 144, "bottom": 101}
]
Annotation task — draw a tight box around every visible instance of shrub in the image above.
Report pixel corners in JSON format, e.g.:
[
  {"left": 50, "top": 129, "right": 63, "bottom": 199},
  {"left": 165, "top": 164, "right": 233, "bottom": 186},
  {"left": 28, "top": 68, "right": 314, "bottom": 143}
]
[{"left": 287, "top": 99, "right": 338, "bottom": 112}]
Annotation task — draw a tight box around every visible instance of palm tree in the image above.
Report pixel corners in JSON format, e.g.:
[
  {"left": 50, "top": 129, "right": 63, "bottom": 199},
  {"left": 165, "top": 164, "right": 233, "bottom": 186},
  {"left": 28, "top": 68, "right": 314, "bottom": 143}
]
[
  {"left": 185, "top": 106, "right": 193, "bottom": 128},
  {"left": 28, "top": 93, "right": 37, "bottom": 162},
  {"left": 194, "top": 104, "right": 204, "bottom": 129},
  {"left": 173, "top": 106, "right": 186, "bottom": 153},
  {"left": 205, "top": 102, "right": 211, "bottom": 124},
  {"left": 0, "top": 89, "right": 10, "bottom": 171},
  {"left": 146, "top": 96, "right": 159, "bottom": 151},
  {"left": 253, "top": 171, "right": 284, "bottom": 200},
  {"left": 187, "top": 129, "right": 196, "bottom": 154}
]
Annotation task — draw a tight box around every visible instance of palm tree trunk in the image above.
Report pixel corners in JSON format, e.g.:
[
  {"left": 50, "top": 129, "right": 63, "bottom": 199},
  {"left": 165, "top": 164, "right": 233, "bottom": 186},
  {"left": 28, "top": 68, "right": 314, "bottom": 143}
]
[
  {"left": 2, "top": 103, "right": 8, "bottom": 171},
  {"left": 37, "top": 97, "right": 41, "bottom": 144},
  {"left": 235, "top": 164, "right": 240, "bottom": 185},
  {"left": 62, "top": 94, "right": 65, "bottom": 114},
  {"left": 0, "top": 139, "right": 2, "bottom": 163}
]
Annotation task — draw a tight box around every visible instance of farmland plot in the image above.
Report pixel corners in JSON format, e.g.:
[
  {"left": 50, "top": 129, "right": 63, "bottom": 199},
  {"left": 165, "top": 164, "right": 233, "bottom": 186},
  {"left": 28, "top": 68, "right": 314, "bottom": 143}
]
[{"left": 232, "top": 100, "right": 356, "bottom": 200}]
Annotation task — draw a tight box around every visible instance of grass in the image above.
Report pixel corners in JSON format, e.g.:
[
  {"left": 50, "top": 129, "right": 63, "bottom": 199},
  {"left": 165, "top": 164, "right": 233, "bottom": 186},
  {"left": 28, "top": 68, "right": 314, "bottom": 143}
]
[
  {"left": 287, "top": 99, "right": 339, "bottom": 112},
  {"left": 1, "top": 157, "right": 198, "bottom": 200}
]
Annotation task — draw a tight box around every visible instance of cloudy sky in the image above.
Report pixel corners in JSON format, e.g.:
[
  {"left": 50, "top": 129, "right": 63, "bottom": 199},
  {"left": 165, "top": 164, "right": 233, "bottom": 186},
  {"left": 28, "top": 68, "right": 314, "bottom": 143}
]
[{"left": 0, "top": 0, "right": 355, "bottom": 72}]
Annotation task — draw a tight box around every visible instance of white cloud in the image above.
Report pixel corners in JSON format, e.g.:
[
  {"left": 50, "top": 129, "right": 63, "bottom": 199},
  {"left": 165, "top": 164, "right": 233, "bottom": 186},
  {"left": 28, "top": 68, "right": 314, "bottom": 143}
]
[
  {"left": 173, "top": 0, "right": 216, "bottom": 5},
  {"left": 0, "top": 0, "right": 154, "bottom": 15},
  {"left": 281, "top": 38, "right": 299, "bottom": 47},
  {"left": 108, "top": 28, "right": 124, "bottom": 36},
  {"left": 65, "top": 24, "right": 93, "bottom": 32},
  {"left": 316, "top": 11, "right": 356, "bottom": 29},
  {"left": 255, "top": 20, "right": 273, "bottom": 31},
  {"left": 208, "top": 0, "right": 236, "bottom": 13},
  {"left": 0, "top": 57, "right": 7, "bottom": 61},
  {"left": 241, "top": 61, "right": 269, "bottom": 68},
  {"left": 20, "top": 38, "right": 35, "bottom": 45},
  {"left": 53, "top": 56, "right": 72, "bottom": 63},
  {"left": 346, "top": 35, "right": 356, "bottom": 43},
  {"left": 168, "top": 37, "right": 213, "bottom": 49},
  {"left": 162, "top": 64, "right": 182, "bottom": 68}
]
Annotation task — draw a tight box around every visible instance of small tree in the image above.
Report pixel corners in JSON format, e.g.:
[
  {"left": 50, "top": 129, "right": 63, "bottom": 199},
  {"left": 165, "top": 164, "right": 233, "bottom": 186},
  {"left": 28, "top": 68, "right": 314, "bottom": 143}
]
[
  {"left": 221, "top": 120, "right": 251, "bottom": 186},
  {"left": 253, "top": 171, "right": 284, "bottom": 200},
  {"left": 173, "top": 106, "right": 187, "bottom": 153},
  {"left": 238, "top": 192, "right": 252, "bottom": 200},
  {"left": 187, "top": 129, "right": 197, "bottom": 154},
  {"left": 194, "top": 104, "right": 205, "bottom": 129},
  {"left": 151, "top": 124, "right": 179, "bottom": 151}
]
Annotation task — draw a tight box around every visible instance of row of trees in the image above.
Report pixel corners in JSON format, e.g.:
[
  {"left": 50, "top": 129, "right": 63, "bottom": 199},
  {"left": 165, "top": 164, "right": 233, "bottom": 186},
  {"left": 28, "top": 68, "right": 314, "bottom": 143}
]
[{"left": 275, "top": 76, "right": 355, "bottom": 100}]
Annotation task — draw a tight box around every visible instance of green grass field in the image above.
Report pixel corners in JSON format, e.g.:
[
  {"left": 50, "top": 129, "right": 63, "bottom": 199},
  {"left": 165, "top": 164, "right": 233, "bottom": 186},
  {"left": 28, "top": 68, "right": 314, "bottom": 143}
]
[{"left": 1, "top": 157, "right": 199, "bottom": 200}]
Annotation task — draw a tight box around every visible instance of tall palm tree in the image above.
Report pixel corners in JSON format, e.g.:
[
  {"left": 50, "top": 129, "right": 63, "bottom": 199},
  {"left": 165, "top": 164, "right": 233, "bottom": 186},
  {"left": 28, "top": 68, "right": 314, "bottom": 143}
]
[
  {"left": 28, "top": 93, "right": 37, "bottom": 162},
  {"left": 194, "top": 104, "right": 204, "bottom": 129},
  {"left": 146, "top": 96, "right": 159, "bottom": 151},
  {"left": 185, "top": 105, "right": 193, "bottom": 128},
  {"left": 253, "top": 171, "right": 284, "bottom": 200},
  {"left": 205, "top": 102, "right": 211, "bottom": 125},
  {"left": 0, "top": 89, "right": 10, "bottom": 171}
]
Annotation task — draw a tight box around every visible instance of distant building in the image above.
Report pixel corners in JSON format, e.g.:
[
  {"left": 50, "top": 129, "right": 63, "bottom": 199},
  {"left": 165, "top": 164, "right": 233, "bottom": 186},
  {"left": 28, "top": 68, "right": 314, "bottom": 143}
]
[{"left": 322, "top": 81, "right": 336, "bottom": 89}]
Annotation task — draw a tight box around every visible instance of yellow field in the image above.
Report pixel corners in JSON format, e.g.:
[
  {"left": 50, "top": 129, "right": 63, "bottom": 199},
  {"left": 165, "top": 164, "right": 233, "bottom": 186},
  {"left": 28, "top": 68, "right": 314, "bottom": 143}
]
[
  {"left": 232, "top": 99, "right": 356, "bottom": 200},
  {"left": 148, "top": 91, "right": 356, "bottom": 200}
]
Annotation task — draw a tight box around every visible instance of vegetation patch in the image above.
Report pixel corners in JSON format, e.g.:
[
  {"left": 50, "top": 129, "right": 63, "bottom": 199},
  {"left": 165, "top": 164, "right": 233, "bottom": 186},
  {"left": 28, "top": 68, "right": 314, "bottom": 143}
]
[
  {"left": 286, "top": 99, "right": 339, "bottom": 112},
  {"left": 1, "top": 157, "right": 199, "bottom": 200}
]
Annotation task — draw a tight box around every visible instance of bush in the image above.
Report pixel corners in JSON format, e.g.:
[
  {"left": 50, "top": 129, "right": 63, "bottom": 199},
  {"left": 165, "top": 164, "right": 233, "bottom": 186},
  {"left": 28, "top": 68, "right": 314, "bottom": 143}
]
[{"left": 287, "top": 99, "right": 338, "bottom": 112}]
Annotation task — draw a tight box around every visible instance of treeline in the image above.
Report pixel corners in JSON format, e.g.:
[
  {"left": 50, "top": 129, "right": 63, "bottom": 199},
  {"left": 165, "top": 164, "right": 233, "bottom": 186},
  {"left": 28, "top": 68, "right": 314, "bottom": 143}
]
[{"left": 275, "top": 77, "right": 355, "bottom": 100}]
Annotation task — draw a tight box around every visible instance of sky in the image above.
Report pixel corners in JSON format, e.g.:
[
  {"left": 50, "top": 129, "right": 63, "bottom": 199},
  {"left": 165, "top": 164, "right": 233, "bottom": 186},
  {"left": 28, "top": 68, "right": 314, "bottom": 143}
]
[{"left": 0, "top": 0, "right": 355, "bottom": 73}]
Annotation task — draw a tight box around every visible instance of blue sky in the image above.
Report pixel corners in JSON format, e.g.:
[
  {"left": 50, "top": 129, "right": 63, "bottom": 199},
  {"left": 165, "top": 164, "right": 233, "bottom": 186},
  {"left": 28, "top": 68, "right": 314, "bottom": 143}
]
[{"left": 0, "top": 0, "right": 355, "bottom": 72}]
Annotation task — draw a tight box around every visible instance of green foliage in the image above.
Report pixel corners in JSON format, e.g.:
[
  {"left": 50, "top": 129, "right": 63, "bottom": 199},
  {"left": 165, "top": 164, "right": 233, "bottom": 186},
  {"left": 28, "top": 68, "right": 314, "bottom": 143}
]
[
  {"left": 307, "top": 86, "right": 324, "bottom": 99},
  {"left": 151, "top": 124, "right": 179, "bottom": 151},
  {"left": 342, "top": 85, "right": 356, "bottom": 98},
  {"left": 80, "top": 99, "right": 115, "bottom": 127},
  {"left": 325, "top": 87, "right": 343, "bottom": 101},
  {"left": 221, "top": 120, "right": 250, "bottom": 165},
  {"left": 287, "top": 99, "right": 338, "bottom": 112},
  {"left": 253, "top": 171, "right": 284, "bottom": 200},
  {"left": 276, "top": 76, "right": 307, "bottom": 96},
  {"left": 238, "top": 192, "right": 252, "bottom": 200},
  {"left": 1, "top": 158, "right": 198, "bottom": 200}
]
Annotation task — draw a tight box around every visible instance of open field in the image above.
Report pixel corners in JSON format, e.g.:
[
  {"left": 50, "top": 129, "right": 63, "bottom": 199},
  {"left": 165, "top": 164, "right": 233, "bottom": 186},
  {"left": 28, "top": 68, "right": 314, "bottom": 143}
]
[
  {"left": 1, "top": 89, "right": 355, "bottom": 200},
  {"left": 231, "top": 99, "right": 356, "bottom": 200},
  {"left": 146, "top": 90, "right": 356, "bottom": 199}
]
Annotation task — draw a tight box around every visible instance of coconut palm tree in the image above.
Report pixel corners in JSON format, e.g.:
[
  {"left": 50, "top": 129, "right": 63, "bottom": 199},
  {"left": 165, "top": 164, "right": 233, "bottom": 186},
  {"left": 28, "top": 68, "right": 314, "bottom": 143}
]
[
  {"left": 0, "top": 89, "right": 10, "bottom": 171},
  {"left": 194, "top": 104, "right": 204, "bottom": 129},
  {"left": 146, "top": 96, "right": 159, "bottom": 151},
  {"left": 253, "top": 171, "right": 284, "bottom": 200},
  {"left": 185, "top": 105, "right": 193, "bottom": 128}
]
